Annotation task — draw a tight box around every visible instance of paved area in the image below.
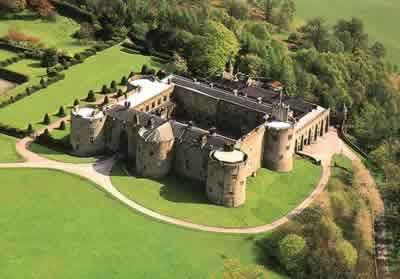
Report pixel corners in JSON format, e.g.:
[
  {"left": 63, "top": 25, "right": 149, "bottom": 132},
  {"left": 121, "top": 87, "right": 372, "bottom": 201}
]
[{"left": 0, "top": 128, "right": 358, "bottom": 234}]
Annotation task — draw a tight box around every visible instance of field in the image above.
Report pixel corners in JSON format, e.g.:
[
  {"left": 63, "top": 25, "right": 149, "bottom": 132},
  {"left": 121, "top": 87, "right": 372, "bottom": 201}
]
[
  {"left": 296, "top": 0, "right": 400, "bottom": 66},
  {"left": 0, "top": 168, "right": 286, "bottom": 279},
  {"left": 111, "top": 159, "right": 321, "bottom": 227},
  {"left": 0, "top": 12, "right": 87, "bottom": 55},
  {"left": 0, "top": 59, "right": 47, "bottom": 103},
  {"left": 0, "top": 134, "right": 22, "bottom": 163},
  {"left": 0, "top": 45, "right": 160, "bottom": 129}
]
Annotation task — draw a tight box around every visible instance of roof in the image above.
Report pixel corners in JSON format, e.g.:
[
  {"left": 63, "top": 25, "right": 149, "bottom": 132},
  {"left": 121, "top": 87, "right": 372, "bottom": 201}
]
[
  {"left": 123, "top": 78, "right": 172, "bottom": 108},
  {"left": 213, "top": 150, "right": 246, "bottom": 163},
  {"left": 138, "top": 122, "right": 174, "bottom": 142}
]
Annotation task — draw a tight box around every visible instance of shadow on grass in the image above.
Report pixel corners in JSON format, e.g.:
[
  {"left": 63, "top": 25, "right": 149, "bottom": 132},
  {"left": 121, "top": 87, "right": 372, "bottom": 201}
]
[
  {"left": 28, "top": 62, "right": 44, "bottom": 69},
  {"left": 114, "top": 161, "right": 209, "bottom": 205}
]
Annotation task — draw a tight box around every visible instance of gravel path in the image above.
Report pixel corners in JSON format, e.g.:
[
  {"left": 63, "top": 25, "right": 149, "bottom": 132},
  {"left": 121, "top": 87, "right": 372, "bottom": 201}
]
[{"left": 0, "top": 128, "right": 354, "bottom": 234}]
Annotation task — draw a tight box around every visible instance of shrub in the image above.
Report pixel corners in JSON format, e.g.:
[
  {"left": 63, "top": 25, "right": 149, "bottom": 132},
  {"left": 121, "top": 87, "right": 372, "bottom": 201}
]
[
  {"left": 40, "top": 78, "right": 47, "bottom": 88},
  {"left": 43, "top": 113, "right": 51, "bottom": 125},
  {"left": 278, "top": 234, "right": 307, "bottom": 274},
  {"left": 41, "top": 48, "right": 58, "bottom": 67},
  {"left": 86, "top": 90, "right": 96, "bottom": 102},
  {"left": 129, "top": 71, "right": 134, "bottom": 78},
  {"left": 57, "top": 106, "right": 66, "bottom": 117},
  {"left": 120, "top": 76, "right": 127, "bottom": 85},
  {"left": 73, "top": 99, "right": 80, "bottom": 106},
  {"left": 59, "top": 120, "right": 66, "bottom": 130},
  {"left": 27, "top": 124, "right": 34, "bottom": 134},
  {"left": 116, "top": 89, "right": 123, "bottom": 97},
  {"left": 110, "top": 80, "right": 117, "bottom": 90},
  {"left": 102, "top": 95, "right": 109, "bottom": 105},
  {"left": 141, "top": 64, "right": 149, "bottom": 74},
  {"left": 101, "top": 85, "right": 109, "bottom": 94}
]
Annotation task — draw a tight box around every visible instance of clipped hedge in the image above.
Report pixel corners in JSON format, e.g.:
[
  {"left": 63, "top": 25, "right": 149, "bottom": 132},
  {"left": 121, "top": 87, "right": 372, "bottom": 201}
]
[
  {"left": 0, "top": 68, "right": 29, "bottom": 84},
  {"left": 0, "top": 122, "right": 29, "bottom": 138},
  {"left": 50, "top": 0, "right": 97, "bottom": 23}
]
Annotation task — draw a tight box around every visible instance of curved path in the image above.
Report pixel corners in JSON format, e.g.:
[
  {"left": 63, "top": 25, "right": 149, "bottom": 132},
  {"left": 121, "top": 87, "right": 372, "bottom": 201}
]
[{"left": 0, "top": 128, "right": 355, "bottom": 234}]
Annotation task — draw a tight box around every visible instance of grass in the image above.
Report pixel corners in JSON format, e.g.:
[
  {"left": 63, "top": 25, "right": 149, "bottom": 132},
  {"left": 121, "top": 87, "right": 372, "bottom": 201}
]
[
  {"left": 29, "top": 143, "right": 99, "bottom": 164},
  {"left": 0, "top": 49, "right": 17, "bottom": 60},
  {"left": 295, "top": 0, "right": 400, "bottom": 66},
  {"left": 0, "top": 59, "right": 47, "bottom": 103},
  {"left": 0, "top": 45, "right": 161, "bottom": 129},
  {"left": 0, "top": 134, "right": 22, "bottom": 163},
  {"left": 0, "top": 168, "right": 286, "bottom": 279},
  {"left": 111, "top": 158, "right": 321, "bottom": 228},
  {"left": 0, "top": 12, "right": 87, "bottom": 55}
]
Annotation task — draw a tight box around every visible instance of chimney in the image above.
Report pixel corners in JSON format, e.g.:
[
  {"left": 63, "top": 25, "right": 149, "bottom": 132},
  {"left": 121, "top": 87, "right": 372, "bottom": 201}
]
[
  {"left": 209, "top": 127, "right": 217, "bottom": 136},
  {"left": 210, "top": 82, "right": 214, "bottom": 88},
  {"left": 187, "top": 121, "right": 193, "bottom": 129},
  {"left": 257, "top": 97, "right": 263, "bottom": 104},
  {"left": 233, "top": 89, "right": 238, "bottom": 96}
]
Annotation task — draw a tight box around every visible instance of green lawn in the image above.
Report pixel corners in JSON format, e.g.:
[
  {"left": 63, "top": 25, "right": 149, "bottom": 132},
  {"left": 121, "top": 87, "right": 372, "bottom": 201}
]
[
  {"left": 0, "top": 59, "right": 47, "bottom": 103},
  {"left": 29, "top": 143, "right": 99, "bottom": 164},
  {"left": 0, "top": 12, "right": 87, "bottom": 55},
  {"left": 0, "top": 134, "right": 22, "bottom": 163},
  {"left": 296, "top": 0, "right": 400, "bottom": 66},
  {"left": 0, "top": 49, "right": 17, "bottom": 60},
  {"left": 0, "top": 45, "right": 160, "bottom": 129},
  {"left": 0, "top": 168, "right": 286, "bottom": 279},
  {"left": 111, "top": 159, "right": 321, "bottom": 228}
]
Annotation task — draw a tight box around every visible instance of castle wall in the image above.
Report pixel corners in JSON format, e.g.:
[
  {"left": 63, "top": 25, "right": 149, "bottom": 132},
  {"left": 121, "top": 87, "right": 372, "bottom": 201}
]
[
  {"left": 236, "top": 125, "right": 266, "bottom": 177},
  {"left": 173, "top": 143, "right": 210, "bottom": 183},
  {"left": 70, "top": 111, "right": 106, "bottom": 156},
  {"left": 263, "top": 123, "right": 295, "bottom": 172},
  {"left": 173, "top": 86, "right": 218, "bottom": 126},
  {"left": 206, "top": 151, "right": 248, "bottom": 208},
  {"left": 136, "top": 137, "right": 174, "bottom": 179}
]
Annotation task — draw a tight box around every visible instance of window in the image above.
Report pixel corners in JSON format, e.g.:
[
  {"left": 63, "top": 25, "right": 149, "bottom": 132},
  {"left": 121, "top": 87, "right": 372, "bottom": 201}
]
[
  {"left": 90, "top": 137, "right": 94, "bottom": 143},
  {"left": 145, "top": 105, "right": 149, "bottom": 112},
  {"left": 149, "top": 151, "right": 154, "bottom": 156},
  {"left": 152, "top": 102, "right": 155, "bottom": 108},
  {"left": 157, "top": 99, "right": 161, "bottom": 105},
  {"left": 286, "top": 145, "right": 290, "bottom": 150},
  {"left": 279, "top": 155, "right": 284, "bottom": 160},
  {"left": 288, "top": 134, "right": 293, "bottom": 140},
  {"left": 208, "top": 187, "right": 213, "bottom": 193},
  {"left": 163, "top": 96, "right": 167, "bottom": 102},
  {"left": 272, "top": 134, "right": 278, "bottom": 141},
  {"left": 185, "top": 160, "right": 190, "bottom": 170}
]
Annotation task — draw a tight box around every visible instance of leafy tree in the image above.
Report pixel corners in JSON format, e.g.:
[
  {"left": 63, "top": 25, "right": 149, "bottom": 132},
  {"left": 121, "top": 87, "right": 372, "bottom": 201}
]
[
  {"left": 0, "top": 0, "right": 26, "bottom": 11},
  {"left": 335, "top": 240, "right": 358, "bottom": 271},
  {"left": 28, "top": 0, "right": 54, "bottom": 18},
  {"left": 166, "top": 52, "right": 188, "bottom": 75},
  {"left": 224, "top": 0, "right": 249, "bottom": 20},
  {"left": 370, "top": 41, "right": 386, "bottom": 59},
  {"left": 334, "top": 18, "right": 369, "bottom": 52},
  {"left": 219, "top": 259, "right": 269, "bottom": 279},
  {"left": 299, "top": 17, "right": 330, "bottom": 51},
  {"left": 41, "top": 48, "right": 58, "bottom": 67},
  {"left": 278, "top": 234, "right": 307, "bottom": 274}
]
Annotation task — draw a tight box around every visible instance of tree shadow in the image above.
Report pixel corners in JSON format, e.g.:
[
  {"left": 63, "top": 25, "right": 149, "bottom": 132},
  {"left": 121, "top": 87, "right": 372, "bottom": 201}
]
[{"left": 28, "top": 62, "right": 44, "bottom": 68}]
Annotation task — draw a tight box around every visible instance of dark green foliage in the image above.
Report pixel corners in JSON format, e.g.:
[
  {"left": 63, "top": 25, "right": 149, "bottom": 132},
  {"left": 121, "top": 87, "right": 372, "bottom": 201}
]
[
  {"left": 86, "top": 90, "right": 96, "bottom": 102},
  {"left": 43, "top": 113, "right": 51, "bottom": 125},
  {"left": 27, "top": 124, "right": 34, "bottom": 134},
  {"left": 120, "top": 76, "right": 127, "bottom": 85},
  {"left": 102, "top": 95, "right": 109, "bottom": 105},
  {"left": 57, "top": 106, "right": 66, "bottom": 117},
  {"left": 141, "top": 64, "right": 149, "bottom": 74},
  {"left": 73, "top": 99, "right": 80, "bottom": 106},
  {"left": 40, "top": 78, "right": 47, "bottom": 88},
  {"left": 101, "top": 85, "right": 109, "bottom": 94},
  {"left": 110, "top": 80, "right": 117, "bottom": 90},
  {"left": 41, "top": 48, "right": 59, "bottom": 67},
  {"left": 116, "top": 89, "right": 123, "bottom": 97},
  {"left": 59, "top": 120, "right": 66, "bottom": 130}
]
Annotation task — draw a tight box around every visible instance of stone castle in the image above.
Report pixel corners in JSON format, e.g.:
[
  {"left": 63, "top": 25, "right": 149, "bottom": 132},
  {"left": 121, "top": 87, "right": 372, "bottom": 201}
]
[{"left": 70, "top": 75, "right": 330, "bottom": 207}]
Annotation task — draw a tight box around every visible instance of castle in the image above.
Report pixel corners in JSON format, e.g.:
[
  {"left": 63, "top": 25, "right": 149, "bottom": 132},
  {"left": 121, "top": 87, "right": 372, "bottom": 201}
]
[{"left": 70, "top": 75, "right": 330, "bottom": 208}]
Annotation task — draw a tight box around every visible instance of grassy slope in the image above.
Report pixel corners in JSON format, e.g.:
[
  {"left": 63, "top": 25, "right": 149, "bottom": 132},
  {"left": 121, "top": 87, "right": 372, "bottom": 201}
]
[
  {"left": 0, "top": 12, "right": 86, "bottom": 55},
  {"left": 29, "top": 143, "right": 98, "bottom": 164},
  {"left": 0, "top": 59, "right": 47, "bottom": 103},
  {"left": 295, "top": 0, "right": 400, "bottom": 65},
  {"left": 0, "top": 46, "right": 160, "bottom": 129},
  {"left": 0, "top": 49, "right": 17, "bottom": 60},
  {"left": 0, "top": 169, "right": 285, "bottom": 279},
  {"left": 0, "top": 134, "right": 22, "bottom": 163},
  {"left": 111, "top": 159, "right": 321, "bottom": 228}
]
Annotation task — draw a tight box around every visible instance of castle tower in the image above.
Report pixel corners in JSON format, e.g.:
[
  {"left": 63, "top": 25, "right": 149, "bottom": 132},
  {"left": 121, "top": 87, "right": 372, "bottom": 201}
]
[
  {"left": 206, "top": 146, "right": 248, "bottom": 208},
  {"left": 136, "top": 120, "right": 174, "bottom": 178},
  {"left": 70, "top": 106, "right": 106, "bottom": 156},
  {"left": 263, "top": 121, "right": 295, "bottom": 172}
]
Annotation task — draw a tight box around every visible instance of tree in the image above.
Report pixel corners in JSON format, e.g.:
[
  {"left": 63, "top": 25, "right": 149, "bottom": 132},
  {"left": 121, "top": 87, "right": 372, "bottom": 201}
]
[
  {"left": 300, "top": 17, "right": 329, "bottom": 51},
  {"left": 110, "top": 80, "right": 117, "bottom": 90},
  {"left": 86, "top": 90, "right": 96, "bottom": 102},
  {"left": 28, "top": 0, "right": 54, "bottom": 18},
  {"left": 41, "top": 48, "right": 58, "bottom": 67},
  {"left": 224, "top": 0, "right": 249, "bottom": 20},
  {"left": 101, "top": 85, "right": 108, "bottom": 94},
  {"left": 27, "top": 123, "right": 34, "bottom": 134},
  {"left": 370, "top": 42, "right": 386, "bottom": 59},
  {"left": 264, "top": 0, "right": 274, "bottom": 22},
  {"left": 277, "top": 0, "right": 295, "bottom": 31},
  {"left": 166, "top": 52, "right": 188, "bottom": 75},
  {"left": 141, "top": 64, "right": 149, "bottom": 74},
  {"left": 57, "top": 106, "right": 66, "bottom": 117},
  {"left": 73, "top": 98, "right": 79, "bottom": 106},
  {"left": 120, "top": 76, "right": 128, "bottom": 85},
  {"left": 220, "top": 259, "right": 269, "bottom": 279},
  {"left": 43, "top": 113, "right": 50, "bottom": 125},
  {"left": 102, "top": 95, "right": 109, "bottom": 105},
  {"left": 334, "top": 240, "right": 358, "bottom": 272},
  {"left": 278, "top": 234, "right": 307, "bottom": 274},
  {"left": 188, "top": 21, "right": 240, "bottom": 76},
  {"left": 0, "top": 0, "right": 26, "bottom": 11},
  {"left": 59, "top": 120, "right": 66, "bottom": 130}
]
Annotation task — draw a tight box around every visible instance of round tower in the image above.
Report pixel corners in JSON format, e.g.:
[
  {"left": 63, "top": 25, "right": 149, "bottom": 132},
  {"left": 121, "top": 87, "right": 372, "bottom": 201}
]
[
  {"left": 70, "top": 106, "right": 106, "bottom": 156},
  {"left": 206, "top": 146, "right": 248, "bottom": 208},
  {"left": 135, "top": 120, "right": 174, "bottom": 179},
  {"left": 263, "top": 121, "right": 295, "bottom": 172}
]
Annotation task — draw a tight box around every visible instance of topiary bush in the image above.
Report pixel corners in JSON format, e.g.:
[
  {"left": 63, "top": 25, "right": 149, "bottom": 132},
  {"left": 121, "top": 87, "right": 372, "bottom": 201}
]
[
  {"left": 43, "top": 113, "right": 51, "bottom": 125},
  {"left": 86, "top": 90, "right": 96, "bottom": 102}
]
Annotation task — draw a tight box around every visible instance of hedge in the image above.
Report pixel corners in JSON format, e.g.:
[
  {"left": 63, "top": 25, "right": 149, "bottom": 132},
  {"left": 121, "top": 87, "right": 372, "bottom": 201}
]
[
  {"left": 0, "top": 122, "right": 29, "bottom": 138},
  {"left": 0, "top": 68, "right": 29, "bottom": 84},
  {"left": 50, "top": 0, "right": 97, "bottom": 23}
]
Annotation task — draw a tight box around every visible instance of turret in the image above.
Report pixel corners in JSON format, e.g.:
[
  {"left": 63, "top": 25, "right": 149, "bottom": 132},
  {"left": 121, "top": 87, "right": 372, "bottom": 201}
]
[
  {"left": 263, "top": 121, "right": 295, "bottom": 172},
  {"left": 136, "top": 121, "right": 174, "bottom": 178},
  {"left": 70, "top": 106, "right": 106, "bottom": 156},
  {"left": 206, "top": 145, "right": 248, "bottom": 207}
]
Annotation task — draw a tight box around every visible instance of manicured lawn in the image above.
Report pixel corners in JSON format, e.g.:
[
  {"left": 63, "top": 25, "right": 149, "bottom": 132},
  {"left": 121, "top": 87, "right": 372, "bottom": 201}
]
[
  {"left": 0, "top": 49, "right": 17, "bottom": 60},
  {"left": 0, "top": 59, "right": 47, "bottom": 103},
  {"left": 296, "top": 0, "right": 400, "bottom": 66},
  {"left": 111, "top": 159, "right": 321, "bottom": 228},
  {"left": 29, "top": 143, "right": 99, "bottom": 164},
  {"left": 0, "top": 134, "right": 22, "bottom": 163},
  {"left": 0, "top": 12, "right": 87, "bottom": 54},
  {"left": 0, "top": 168, "right": 286, "bottom": 279},
  {"left": 0, "top": 45, "right": 161, "bottom": 129}
]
